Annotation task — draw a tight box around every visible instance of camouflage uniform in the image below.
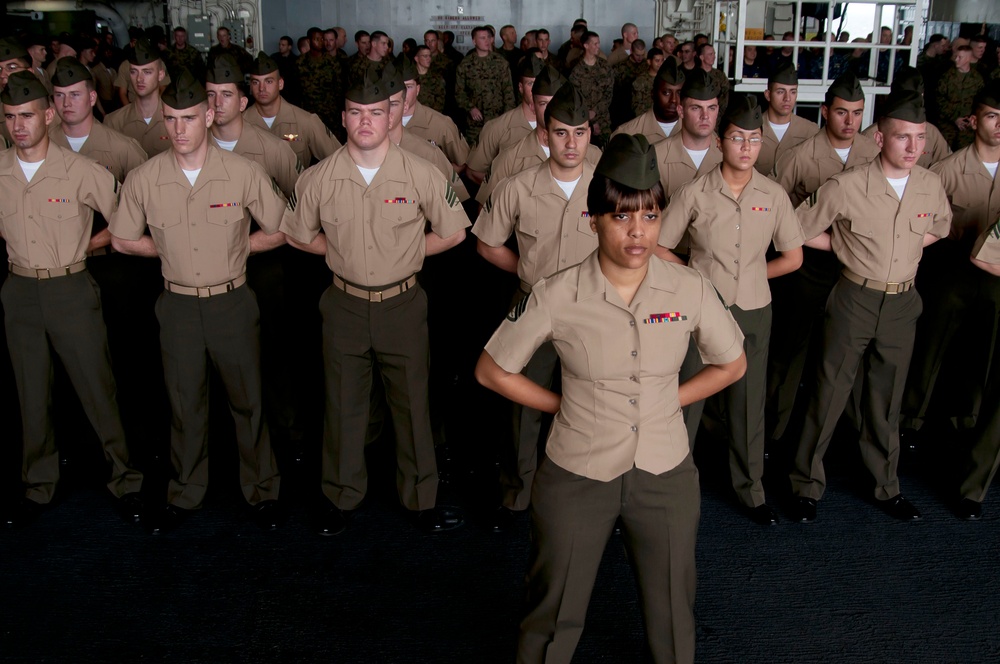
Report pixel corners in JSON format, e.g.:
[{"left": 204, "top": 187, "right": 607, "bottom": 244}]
[
  {"left": 612, "top": 58, "right": 646, "bottom": 126},
  {"left": 348, "top": 56, "right": 386, "bottom": 87},
  {"left": 418, "top": 69, "right": 448, "bottom": 112},
  {"left": 568, "top": 58, "right": 614, "bottom": 143},
  {"left": 207, "top": 43, "right": 252, "bottom": 73},
  {"left": 631, "top": 70, "right": 655, "bottom": 117},
  {"left": 707, "top": 67, "right": 730, "bottom": 116},
  {"left": 298, "top": 51, "right": 344, "bottom": 137},
  {"left": 456, "top": 51, "right": 516, "bottom": 145},
  {"left": 936, "top": 66, "right": 985, "bottom": 149},
  {"left": 166, "top": 45, "right": 205, "bottom": 81}
]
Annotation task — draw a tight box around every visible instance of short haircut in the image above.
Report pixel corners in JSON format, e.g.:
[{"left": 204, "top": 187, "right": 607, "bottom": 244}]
[
  {"left": 279, "top": 35, "right": 293, "bottom": 44},
  {"left": 307, "top": 27, "right": 323, "bottom": 39},
  {"left": 582, "top": 31, "right": 599, "bottom": 45},
  {"left": 694, "top": 33, "right": 709, "bottom": 43},
  {"left": 955, "top": 45, "right": 973, "bottom": 54},
  {"left": 371, "top": 31, "right": 388, "bottom": 42},
  {"left": 525, "top": 30, "right": 538, "bottom": 38},
  {"left": 536, "top": 29, "right": 550, "bottom": 39},
  {"left": 697, "top": 42, "right": 715, "bottom": 56},
  {"left": 414, "top": 45, "right": 431, "bottom": 56},
  {"left": 646, "top": 47, "right": 663, "bottom": 59},
  {"left": 424, "top": 30, "right": 438, "bottom": 39},
  {"left": 632, "top": 39, "right": 646, "bottom": 51},
  {"left": 970, "top": 35, "right": 988, "bottom": 44},
  {"left": 324, "top": 28, "right": 337, "bottom": 36},
  {"left": 217, "top": 27, "right": 230, "bottom": 36},
  {"left": 471, "top": 26, "right": 490, "bottom": 39},
  {"left": 174, "top": 27, "right": 187, "bottom": 34},
  {"left": 679, "top": 41, "right": 695, "bottom": 51},
  {"left": 501, "top": 24, "right": 515, "bottom": 33},
  {"left": 571, "top": 26, "right": 587, "bottom": 38},
  {"left": 355, "top": 30, "right": 370, "bottom": 42},
  {"left": 587, "top": 173, "right": 667, "bottom": 217},
  {"left": 926, "top": 33, "right": 946, "bottom": 46},
  {"left": 573, "top": 19, "right": 588, "bottom": 27},
  {"left": 622, "top": 23, "right": 637, "bottom": 35},
  {"left": 297, "top": 37, "right": 310, "bottom": 50}
]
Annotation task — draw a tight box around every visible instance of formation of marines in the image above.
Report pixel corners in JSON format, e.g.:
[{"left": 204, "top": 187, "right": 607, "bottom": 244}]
[{"left": 1, "top": 19, "right": 999, "bottom": 539}]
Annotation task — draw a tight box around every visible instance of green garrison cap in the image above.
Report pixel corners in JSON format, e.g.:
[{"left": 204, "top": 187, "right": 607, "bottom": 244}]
[
  {"left": 397, "top": 55, "right": 419, "bottom": 82},
  {"left": 680, "top": 68, "right": 720, "bottom": 101},
  {"left": 544, "top": 80, "right": 589, "bottom": 127},
  {"left": 879, "top": 90, "right": 926, "bottom": 123},
  {"left": 722, "top": 92, "right": 763, "bottom": 130},
  {"left": 531, "top": 65, "right": 565, "bottom": 97},
  {"left": 51, "top": 56, "right": 94, "bottom": 87},
  {"left": 974, "top": 79, "right": 1000, "bottom": 110},
  {"left": 128, "top": 39, "right": 161, "bottom": 66},
  {"left": 891, "top": 65, "right": 924, "bottom": 96},
  {"left": 768, "top": 60, "right": 798, "bottom": 86},
  {"left": 161, "top": 68, "right": 207, "bottom": 109},
  {"left": 655, "top": 58, "right": 684, "bottom": 86},
  {"left": 251, "top": 51, "right": 279, "bottom": 76},
  {"left": 380, "top": 59, "right": 404, "bottom": 97},
  {"left": 0, "top": 37, "right": 29, "bottom": 61},
  {"left": 516, "top": 55, "right": 545, "bottom": 80},
  {"left": 825, "top": 71, "right": 864, "bottom": 105},
  {"left": 345, "top": 66, "right": 390, "bottom": 104},
  {"left": 595, "top": 133, "right": 660, "bottom": 191},
  {"left": 206, "top": 55, "right": 244, "bottom": 84},
  {"left": 1, "top": 71, "right": 49, "bottom": 105}
]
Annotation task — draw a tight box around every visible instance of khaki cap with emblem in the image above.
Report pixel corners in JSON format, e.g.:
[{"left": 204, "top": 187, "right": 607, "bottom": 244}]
[
  {"left": 345, "top": 67, "right": 390, "bottom": 104},
  {"left": 206, "top": 54, "right": 244, "bottom": 85},
  {"left": 0, "top": 37, "right": 29, "bottom": 62},
  {"left": 768, "top": 60, "right": 798, "bottom": 87},
  {"left": 655, "top": 58, "right": 685, "bottom": 86},
  {"left": 162, "top": 68, "right": 207, "bottom": 109},
  {"left": 824, "top": 70, "right": 864, "bottom": 106},
  {"left": 397, "top": 55, "right": 419, "bottom": 83},
  {"left": 51, "top": 56, "right": 94, "bottom": 88},
  {"left": 250, "top": 51, "right": 280, "bottom": 76},
  {"left": 544, "top": 80, "right": 589, "bottom": 127},
  {"left": 596, "top": 133, "right": 660, "bottom": 190},
  {"left": 1, "top": 70, "right": 49, "bottom": 105},
  {"left": 128, "top": 38, "right": 161, "bottom": 66},
  {"left": 878, "top": 89, "right": 926, "bottom": 124},
  {"left": 680, "top": 68, "right": 720, "bottom": 101},
  {"left": 531, "top": 65, "right": 565, "bottom": 97},
  {"left": 380, "top": 59, "right": 404, "bottom": 97},
  {"left": 722, "top": 92, "right": 763, "bottom": 130}
]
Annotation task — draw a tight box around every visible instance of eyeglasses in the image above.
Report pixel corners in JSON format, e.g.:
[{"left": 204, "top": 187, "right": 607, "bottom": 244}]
[{"left": 722, "top": 135, "right": 763, "bottom": 145}]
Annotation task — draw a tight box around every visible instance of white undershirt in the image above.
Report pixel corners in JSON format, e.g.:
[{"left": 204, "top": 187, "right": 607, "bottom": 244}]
[
  {"left": 685, "top": 147, "right": 709, "bottom": 170},
  {"left": 182, "top": 167, "right": 201, "bottom": 186},
  {"left": 769, "top": 120, "right": 790, "bottom": 142},
  {"left": 262, "top": 116, "right": 276, "bottom": 128},
  {"left": 658, "top": 120, "right": 677, "bottom": 137},
  {"left": 554, "top": 175, "right": 582, "bottom": 199},
  {"left": 66, "top": 135, "right": 89, "bottom": 152},
  {"left": 540, "top": 144, "right": 551, "bottom": 158},
  {"left": 17, "top": 157, "right": 44, "bottom": 182},
  {"left": 143, "top": 117, "right": 153, "bottom": 125},
  {"left": 215, "top": 138, "right": 239, "bottom": 152},
  {"left": 984, "top": 161, "right": 999, "bottom": 179},
  {"left": 834, "top": 146, "right": 851, "bottom": 163},
  {"left": 528, "top": 120, "right": 537, "bottom": 129},
  {"left": 402, "top": 115, "right": 413, "bottom": 127},
  {"left": 357, "top": 165, "right": 380, "bottom": 185},
  {"left": 886, "top": 175, "right": 909, "bottom": 199}
]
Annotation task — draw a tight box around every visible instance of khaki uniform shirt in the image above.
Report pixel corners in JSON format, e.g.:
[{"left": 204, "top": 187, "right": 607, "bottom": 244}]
[
  {"left": 466, "top": 105, "right": 535, "bottom": 173},
  {"left": 103, "top": 102, "right": 172, "bottom": 157},
  {"left": 476, "top": 131, "right": 603, "bottom": 205},
  {"left": 756, "top": 114, "right": 820, "bottom": 178},
  {"left": 971, "top": 221, "right": 1000, "bottom": 265},
  {"left": 398, "top": 129, "right": 471, "bottom": 202},
  {"left": 861, "top": 121, "right": 951, "bottom": 170},
  {"left": 611, "top": 109, "right": 681, "bottom": 146},
  {"left": 799, "top": 158, "right": 952, "bottom": 283},
  {"left": 111, "top": 145, "right": 287, "bottom": 287},
  {"left": 0, "top": 142, "right": 119, "bottom": 269},
  {"left": 774, "top": 130, "right": 881, "bottom": 208},
  {"left": 473, "top": 161, "right": 597, "bottom": 288},
  {"left": 404, "top": 102, "right": 471, "bottom": 166},
  {"left": 90, "top": 62, "right": 116, "bottom": 105},
  {"left": 661, "top": 167, "right": 804, "bottom": 309},
  {"left": 930, "top": 144, "right": 1000, "bottom": 243},
  {"left": 280, "top": 143, "right": 470, "bottom": 287},
  {"left": 653, "top": 132, "right": 724, "bottom": 202},
  {"left": 216, "top": 123, "right": 301, "bottom": 199},
  {"left": 484, "top": 251, "right": 745, "bottom": 481},
  {"left": 243, "top": 98, "right": 341, "bottom": 167},
  {"left": 48, "top": 121, "right": 148, "bottom": 184}
]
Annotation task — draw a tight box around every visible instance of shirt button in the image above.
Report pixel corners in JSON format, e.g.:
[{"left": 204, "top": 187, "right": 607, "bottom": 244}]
[
  {"left": 631, "top": 350, "right": 637, "bottom": 357},
  {"left": 196, "top": 272, "right": 200, "bottom": 276},
  {"left": 630, "top": 425, "right": 638, "bottom": 432},
  {"left": 629, "top": 375, "right": 637, "bottom": 382},
  {"left": 896, "top": 234, "right": 900, "bottom": 238},
  {"left": 734, "top": 259, "right": 739, "bottom": 264},
  {"left": 629, "top": 320, "right": 635, "bottom": 327},
  {"left": 735, "top": 243, "right": 740, "bottom": 248},
  {"left": 735, "top": 225, "right": 740, "bottom": 230},
  {"left": 191, "top": 223, "right": 197, "bottom": 227},
  {"left": 868, "top": 231, "right": 873, "bottom": 237},
  {"left": 31, "top": 240, "right": 35, "bottom": 244},
  {"left": 370, "top": 271, "right": 375, "bottom": 275},
  {"left": 629, "top": 398, "right": 636, "bottom": 405},
  {"left": 193, "top": 247, "right": 198, "bottom": 251},
  {"left": 733, "top": 276, "right": 738, "bottom": 280},
  {"left": 735, "top": 207, "right": 740, "bottom": 212},
  {"left": 368, "top": 245, "right": 373, "bottom": 249}
]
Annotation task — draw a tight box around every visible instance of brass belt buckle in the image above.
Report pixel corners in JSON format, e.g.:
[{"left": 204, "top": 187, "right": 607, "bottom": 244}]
[
  {"left": 370, "top": 290, "right": 384, "bottom": 303},
  {"left": 885, "top": 281, "right": 901, "bottom": 294}
]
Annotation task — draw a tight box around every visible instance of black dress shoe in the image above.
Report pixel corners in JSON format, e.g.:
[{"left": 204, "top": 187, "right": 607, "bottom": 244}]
[
  {"left": 251, "top": 500, "right": 287, "bottom": 531},
  {"left": 491, "top": 506, "right": 516, "bottom": 533},
  {"left": 146, "top": 504, "right": 191, "bottom": 535},
  {"left": 115, "top": 492, "right": 145, "bottom": 525},
  {"left": 4, "top": 497, "right": 46, "bottom": 529},
  {"left": 745, "top": 504, "right": 780, "bottom": 526},
  {"left": 316, "top": 505, "right": 348, "bottom": 536},
  {"left": 415, "top": 505, "right": 465, "bottom": 533},
  {"left": 955, "top": 498, "right": 982, "bottom": 521},
  {"left": 877, "top": 495, "right": 922, "bottom": 521},
  {"left": 790, "top": 497, "right": 817, "bottom": 524}
]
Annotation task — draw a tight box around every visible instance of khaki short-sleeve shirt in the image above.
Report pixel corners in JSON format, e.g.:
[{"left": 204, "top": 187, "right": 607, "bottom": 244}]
[
  {"left": 484, "top": 252, "right": 745, "bottom": 481},
  {"left": 611, "top": 109, "right": 681, "bottom": 146},
  {"left": 49, "top": 121, "right": 148, "bottom": 184},
  {"left": 399, "top": 129, "right": 471, "bottom": 202},
  {"left": 281, "top": 143, "right": 471, "bottom": 287},
  {"left": 405, "top": 102, "right": 470, "bottom": 166},
  {"left": 220, "top": 123, "right": 301, "bottom": 199},
  {"left": 466, "top": 106, "right": 535, "bottom": 173},
  {"left": 929, "top": 144, "right": 1000, "bottom": 242},
  {"left": 755, "top": 113, "right": 820, "bottom": 178},
  {"left": 474, "top": 161, "right": 597, "bottom": 287},
  {"left": 661, "top": 167, "right": 803, "bottom": 308},
  {"left": 798, "top": 158, "right": 953, "bottom": 282},
  {"left": 653, "top": 132, "right": 724, "bottom": 202},
  {"left": 773, "top": 130, "right": 881, "bottom": 208},
  {"left": 972, "top": 222, "right": 1000, "bottom": 265},
  {"left": 103, "top": 102, "right": 172, "bottom": 157},
  {"left": 243, "top": 98, "right": 340, "bottom": 167},
  {"left": 110, "top": 145, "right": 287, "bottom": 286},
  {"left": 0, "top": 142, "right": 119, "bottom": 269}
]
